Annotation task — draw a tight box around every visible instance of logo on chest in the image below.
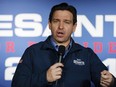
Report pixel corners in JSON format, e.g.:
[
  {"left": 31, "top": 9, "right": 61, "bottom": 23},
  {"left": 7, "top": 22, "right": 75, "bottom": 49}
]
[{"left": 73, "top": 58, "right": 85, "bottom": 65}]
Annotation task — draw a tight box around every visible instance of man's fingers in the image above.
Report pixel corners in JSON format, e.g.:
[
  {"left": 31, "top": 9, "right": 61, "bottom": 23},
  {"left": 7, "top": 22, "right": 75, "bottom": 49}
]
[
  {"left": 101, "top": 70, "right": 111, "bottom": 79},
  {"left": 100, "top": 80, "right": 111, "bottom": 87},
  {"left": 100, "top": 81, "right": 107, "bottom": 87},
  {"left": 55, "top": 67, "right": 62, "bottom": 72},
  {"left": 101, "top": 70, "right": 107, "bottom": 74},
  {"left": 101, "top": 74, "right": 109, "bottom": 79},
  {"left": 100, "top": 70, "right": 114, "bottom": 87},
  {"left": 51, "top": 63, "right": 64, "bottom": 69},
  {"left": 101, "top": 70, "right": 112, "bottom": 80},
  {"left": 47, "top": 63, "right": 64, "bottom": 82}
]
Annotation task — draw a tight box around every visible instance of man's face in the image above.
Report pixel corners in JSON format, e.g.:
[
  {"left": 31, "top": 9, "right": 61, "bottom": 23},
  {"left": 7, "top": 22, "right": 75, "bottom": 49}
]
[{"left": 49, "top": 10, "right": 77, "bottom": 46}]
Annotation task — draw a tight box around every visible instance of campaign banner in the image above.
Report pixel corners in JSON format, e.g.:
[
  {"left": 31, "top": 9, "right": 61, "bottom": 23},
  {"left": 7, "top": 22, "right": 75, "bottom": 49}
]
[{"left": 0, "top": 0, "right": 116, "bottom": 87}]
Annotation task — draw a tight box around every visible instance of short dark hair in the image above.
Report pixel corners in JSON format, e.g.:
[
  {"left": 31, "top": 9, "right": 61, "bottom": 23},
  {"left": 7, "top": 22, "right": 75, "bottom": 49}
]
[{"left": 49, "top": 2, "right": 77, "bottom": 24}]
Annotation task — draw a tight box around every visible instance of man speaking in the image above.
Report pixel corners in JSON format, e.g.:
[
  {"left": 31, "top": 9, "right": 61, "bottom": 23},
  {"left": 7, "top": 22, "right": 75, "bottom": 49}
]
[{"left": 12, "top": 2, "right": 115, "bottom": 87}]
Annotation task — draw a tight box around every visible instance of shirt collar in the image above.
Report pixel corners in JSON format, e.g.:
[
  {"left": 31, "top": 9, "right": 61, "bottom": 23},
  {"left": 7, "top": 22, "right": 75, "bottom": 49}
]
[{"left": 50, "top": 36, "right": 72, "bottom": 52}]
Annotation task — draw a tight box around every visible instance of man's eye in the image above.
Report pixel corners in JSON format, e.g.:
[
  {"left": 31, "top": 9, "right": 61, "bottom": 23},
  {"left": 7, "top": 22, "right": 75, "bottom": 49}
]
[
  {"left": 65, "top": 21, "right": 71, "bottom": 24},
  {"left": 53, "top": 20, "right": 59, "bottom": 23}
]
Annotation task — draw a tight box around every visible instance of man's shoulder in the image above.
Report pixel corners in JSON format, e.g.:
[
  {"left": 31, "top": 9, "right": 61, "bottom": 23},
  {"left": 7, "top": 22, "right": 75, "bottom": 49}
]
[
  {"left": 26, "top": 36, "right": 52, "bottom": 51},
  {"left": 26, "top": 41, "right": 45, "bottom": 51},
  {"left": 74, "top": 42, "right": 94, "bottom": 53}
]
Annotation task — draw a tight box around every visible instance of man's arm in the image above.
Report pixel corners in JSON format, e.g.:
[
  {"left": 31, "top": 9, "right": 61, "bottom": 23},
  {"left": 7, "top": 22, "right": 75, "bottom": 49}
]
[{"left": 11, "top": 48, "right": 48, "bottom": 87}]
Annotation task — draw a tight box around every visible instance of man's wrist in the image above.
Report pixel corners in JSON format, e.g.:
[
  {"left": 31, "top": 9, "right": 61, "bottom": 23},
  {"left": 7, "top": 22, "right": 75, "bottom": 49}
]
[{"left": 110, "top": 75, "right": 115, "bottom": 87}]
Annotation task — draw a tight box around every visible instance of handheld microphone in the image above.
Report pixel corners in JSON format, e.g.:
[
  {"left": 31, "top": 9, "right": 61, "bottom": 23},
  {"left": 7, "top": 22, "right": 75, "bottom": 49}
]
[
  {"left": 55, "top": 45, "right": 65, "bottom": 87},
  {"left": 58, "top": 45, "right": 65, "bottom": 63}
]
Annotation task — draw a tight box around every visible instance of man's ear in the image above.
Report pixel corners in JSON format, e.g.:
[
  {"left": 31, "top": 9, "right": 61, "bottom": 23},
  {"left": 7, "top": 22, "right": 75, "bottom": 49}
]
[
  {"left": 73, "top": 23, "right": 77, "bottom": 32},
  {"left": 48, "top": 21, "right": 51, "bottom": 30}
]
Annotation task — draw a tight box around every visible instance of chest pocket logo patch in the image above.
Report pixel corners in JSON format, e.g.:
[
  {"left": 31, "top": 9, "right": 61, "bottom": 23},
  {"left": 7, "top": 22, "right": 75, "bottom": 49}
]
[{"left": 73, "top": 58, "right": 85, "bottom": 65}]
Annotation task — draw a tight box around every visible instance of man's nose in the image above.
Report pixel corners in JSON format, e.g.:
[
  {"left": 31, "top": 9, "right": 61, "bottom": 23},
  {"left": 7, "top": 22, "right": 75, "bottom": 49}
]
[{"left": 59, "top": 22, "right": 64, "bottom": 29}]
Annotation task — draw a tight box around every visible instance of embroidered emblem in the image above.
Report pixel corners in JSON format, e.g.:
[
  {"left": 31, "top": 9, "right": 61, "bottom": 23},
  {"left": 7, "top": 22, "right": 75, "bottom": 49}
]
[{"left": 73, "top": 59, "right": 85, "bottom": 65}]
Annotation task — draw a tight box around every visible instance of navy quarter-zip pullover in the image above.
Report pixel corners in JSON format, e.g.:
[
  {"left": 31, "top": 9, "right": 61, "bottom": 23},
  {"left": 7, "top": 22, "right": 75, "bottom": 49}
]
[{"left": 12, "top": 36, "right": 107, "bottom": 87}]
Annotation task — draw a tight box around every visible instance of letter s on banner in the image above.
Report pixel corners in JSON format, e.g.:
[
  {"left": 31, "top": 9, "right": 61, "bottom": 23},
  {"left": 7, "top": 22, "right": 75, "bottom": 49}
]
[
  {"left": 15, "top": 13, "right": 43, "bottom": 37},
  {"left": 5, "top": 57, "right": 21, "bottom": 80}
]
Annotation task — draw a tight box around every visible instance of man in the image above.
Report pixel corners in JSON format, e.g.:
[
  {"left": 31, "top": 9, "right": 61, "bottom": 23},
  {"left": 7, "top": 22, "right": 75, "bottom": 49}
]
[{"left": 12, "top": 2, "right": 115, "bottom": 87}]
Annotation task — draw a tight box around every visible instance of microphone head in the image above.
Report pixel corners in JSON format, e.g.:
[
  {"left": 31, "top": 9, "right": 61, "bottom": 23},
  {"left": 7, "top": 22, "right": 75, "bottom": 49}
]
[{"left": 58, "top": 45, "right": 65, "bottom": 56}]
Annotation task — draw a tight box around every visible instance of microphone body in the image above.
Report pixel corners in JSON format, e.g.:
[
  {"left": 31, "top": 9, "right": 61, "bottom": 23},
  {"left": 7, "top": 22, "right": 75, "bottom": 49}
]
[
  {"left": 58, "top": 45, "right": 65, "bottom": 63},
  {"left": 55, "top": 45, "right": 65, "bottom": 87},
  {"left": 58, "top": 53, "right": 63, "bottom": 63}
]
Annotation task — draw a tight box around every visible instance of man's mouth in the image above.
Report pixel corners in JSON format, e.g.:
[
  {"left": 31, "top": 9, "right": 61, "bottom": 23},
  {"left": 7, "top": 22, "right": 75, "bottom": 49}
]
[{"left": 57, "top": 31, "right": 64, "bottom": 37}]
